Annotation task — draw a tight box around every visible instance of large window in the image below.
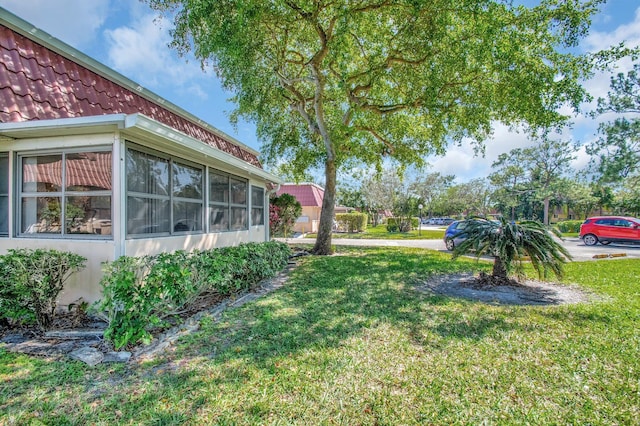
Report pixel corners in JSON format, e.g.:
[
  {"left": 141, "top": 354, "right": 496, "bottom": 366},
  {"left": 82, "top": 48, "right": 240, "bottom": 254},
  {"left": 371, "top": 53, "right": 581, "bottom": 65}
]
[
  {"left": 209, "top": 170, "right": 248, "bottom": 231},
  {"left": 251, "top": 186, "right": 265, "bottom": 226},
  {"left": 19, "top": 150, "right": 112, "bottom": 237},
  {"left": 126, "top": 147, "right": 203, "bottom": 236},
  {"left": 0, "top": 154, "right": 8, "bottom": 236}
]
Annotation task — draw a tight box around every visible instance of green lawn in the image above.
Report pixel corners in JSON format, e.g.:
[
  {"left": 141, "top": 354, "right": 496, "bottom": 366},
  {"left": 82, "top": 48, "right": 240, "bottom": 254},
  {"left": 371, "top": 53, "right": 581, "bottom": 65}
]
[
  {"left": 1, "top": 247, "right": 639, "bottom": 424},
  {"left": 309, "top": 224, "right": 445, "bottom": 239}
]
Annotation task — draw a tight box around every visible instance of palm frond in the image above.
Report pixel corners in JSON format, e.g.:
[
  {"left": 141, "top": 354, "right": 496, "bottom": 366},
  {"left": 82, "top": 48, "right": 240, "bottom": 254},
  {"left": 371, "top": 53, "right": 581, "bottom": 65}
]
[{"left": 452, "top": 216, "right": 572, "bottom": 281}]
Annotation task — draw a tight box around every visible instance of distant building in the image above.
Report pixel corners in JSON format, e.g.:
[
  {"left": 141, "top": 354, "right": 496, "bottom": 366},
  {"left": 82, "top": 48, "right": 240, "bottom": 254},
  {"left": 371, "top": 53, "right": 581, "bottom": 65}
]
[
  {"left": 0, "top": 8, "right": 281, "bottom": 306},
  {"left": 276, "top": 183, "right": 351, "bottom": 233}
]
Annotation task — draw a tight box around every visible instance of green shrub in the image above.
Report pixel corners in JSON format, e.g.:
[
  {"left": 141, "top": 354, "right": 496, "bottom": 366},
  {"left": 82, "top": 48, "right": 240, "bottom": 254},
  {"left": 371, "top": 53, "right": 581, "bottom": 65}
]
[
  {"left": 554, "top": 220, "right": 583, "bottom": 233},
  {"left": 386, "top": 217, "right": 419, "bottom": 232},
  {"left": 335, "top": 212, "right": 368, "bottom": 233},
  {"left": 97, "top": 241, "right": 291, "bottom": 349},
  {"left": 0, "top": 249, "right": 86, "bottom": 330}
]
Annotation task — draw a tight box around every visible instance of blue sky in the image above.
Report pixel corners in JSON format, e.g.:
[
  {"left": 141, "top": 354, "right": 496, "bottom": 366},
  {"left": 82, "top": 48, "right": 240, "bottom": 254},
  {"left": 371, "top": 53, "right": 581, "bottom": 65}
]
[{"left": 3, "top": 0, "right": 639, "bottom": 182}]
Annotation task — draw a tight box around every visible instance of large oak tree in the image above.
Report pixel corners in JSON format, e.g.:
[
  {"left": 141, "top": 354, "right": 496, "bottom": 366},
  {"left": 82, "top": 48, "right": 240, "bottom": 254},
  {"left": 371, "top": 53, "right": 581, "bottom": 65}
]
[{"left": 147, "top": 0, "right": 603, "bottom": 254}]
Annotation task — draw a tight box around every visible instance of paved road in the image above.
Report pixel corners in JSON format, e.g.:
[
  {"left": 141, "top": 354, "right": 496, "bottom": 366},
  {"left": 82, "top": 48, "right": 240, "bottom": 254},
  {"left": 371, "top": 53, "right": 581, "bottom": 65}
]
[{"left": 282, "top": 236, "right": 640, "bottom": 261}]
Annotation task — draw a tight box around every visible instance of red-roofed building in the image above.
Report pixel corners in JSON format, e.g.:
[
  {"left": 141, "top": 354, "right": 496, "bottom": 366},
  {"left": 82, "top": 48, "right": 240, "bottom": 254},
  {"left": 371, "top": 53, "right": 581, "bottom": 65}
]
[
  {"left": 276, "top": 183, "right": 351, "bottom": 233},
  {"left": 0, "top": 8, "right": 282, "bottom": 306}
]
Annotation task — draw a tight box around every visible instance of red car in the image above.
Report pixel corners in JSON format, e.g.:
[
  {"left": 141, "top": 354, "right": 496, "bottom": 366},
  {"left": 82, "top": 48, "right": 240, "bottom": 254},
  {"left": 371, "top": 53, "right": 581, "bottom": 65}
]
[{"left": 579, "top": 216, "right": 640, "bottom": 246}]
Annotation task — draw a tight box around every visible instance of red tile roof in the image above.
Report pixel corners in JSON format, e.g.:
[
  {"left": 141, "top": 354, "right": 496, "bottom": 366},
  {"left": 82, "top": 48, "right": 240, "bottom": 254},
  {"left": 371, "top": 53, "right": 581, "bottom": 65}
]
[
  {"left": 0, "top": 24, "right": 261, "bottom": 168},
  {"left": 276, "top": 183, "right": 324, "bottom": 207}
]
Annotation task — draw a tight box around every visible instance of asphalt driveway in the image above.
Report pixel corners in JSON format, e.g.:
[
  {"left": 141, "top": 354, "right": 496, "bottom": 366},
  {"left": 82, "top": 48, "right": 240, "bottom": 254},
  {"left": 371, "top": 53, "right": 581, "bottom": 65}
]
[{"left": 282, "top": 236, "right": 640, "bottom": 261}]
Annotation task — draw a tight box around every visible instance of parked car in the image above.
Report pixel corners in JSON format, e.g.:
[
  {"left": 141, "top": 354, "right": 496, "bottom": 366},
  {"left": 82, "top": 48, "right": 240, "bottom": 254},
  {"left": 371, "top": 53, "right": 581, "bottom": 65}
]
[
  {"left": 444, "top": 218, "right": 500, "bottom": 251},
  {"left": 444, "top": 220, "right": 466, "bottom": 250},
  {"left": 579, "top": 216, "right": 640, "bottom": 246}
]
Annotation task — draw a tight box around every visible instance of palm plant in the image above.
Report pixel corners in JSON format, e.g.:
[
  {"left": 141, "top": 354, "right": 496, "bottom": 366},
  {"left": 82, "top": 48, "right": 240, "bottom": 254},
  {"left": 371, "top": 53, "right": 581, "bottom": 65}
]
[{"left": 452, "top": 216, "right": 571, "bottom": 284}]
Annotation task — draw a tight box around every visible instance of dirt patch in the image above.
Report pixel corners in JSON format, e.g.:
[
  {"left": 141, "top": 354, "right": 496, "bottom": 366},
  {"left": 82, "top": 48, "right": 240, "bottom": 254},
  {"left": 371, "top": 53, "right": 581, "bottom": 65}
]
[{"left": 417, "top": 273, "right": 599, "bottom": 306}]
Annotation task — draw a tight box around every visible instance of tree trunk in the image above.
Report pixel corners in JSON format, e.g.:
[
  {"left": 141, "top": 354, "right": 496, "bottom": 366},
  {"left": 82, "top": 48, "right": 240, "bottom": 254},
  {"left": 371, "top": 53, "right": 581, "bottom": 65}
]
[
  {"left": 543, "top": 197, "right": 550, "bottom": 225},
  {"left": 492, "top": 256, "right": 508, "bottom": 279},
  {"left": 312, "top": 157, "right": 336, "bottom": 255}
]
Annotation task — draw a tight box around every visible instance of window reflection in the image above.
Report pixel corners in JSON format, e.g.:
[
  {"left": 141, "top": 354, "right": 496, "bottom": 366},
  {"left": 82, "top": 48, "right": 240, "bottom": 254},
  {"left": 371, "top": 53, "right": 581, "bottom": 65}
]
[
  {"left": 66, "top": 196, "right": 112, "bottom": 235},
  {"left": 65, "top": 152, "right": 112, "bottom": 191},
  {"left": 21, "top": 197, "right": 62, "bottom": 234},
  {"left": 20, "top": 150, "right": 112, "bottom": 238},
  {"left": 0, "top": 155, "right": 7, "bottom": 235},
  {"left": 209, "top": 172, "right": 229, "bottom": 203},
  {"left": 127, "top": 196, "right": 171, "bottom": 234},
  {"left": 251, "top": 186, "right": 265, "bottom": 226},
  {"left": 230, "top": 178, "right": 247, "bottom": 205},
  {"left": 22, "top": 155, "right": 62, "bottom": 192},
  {"left": 173, "top": 162, "right": 202, "bottom": 199},
  {"left": 126, "top": 150, "right": 169, "bottom": 196},
  {"left": 173, "top": 201, "right": 203, "bottom": 232}
]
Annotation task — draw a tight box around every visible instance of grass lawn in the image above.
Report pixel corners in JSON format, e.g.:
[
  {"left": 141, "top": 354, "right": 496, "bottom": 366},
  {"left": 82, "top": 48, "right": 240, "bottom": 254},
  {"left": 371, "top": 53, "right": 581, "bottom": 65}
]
[
  {"left": 309, "top": 224, "right": 445, "bottom": 240},
  {"left": 1, "top": 247, "right": 638, "bottom": 424}
]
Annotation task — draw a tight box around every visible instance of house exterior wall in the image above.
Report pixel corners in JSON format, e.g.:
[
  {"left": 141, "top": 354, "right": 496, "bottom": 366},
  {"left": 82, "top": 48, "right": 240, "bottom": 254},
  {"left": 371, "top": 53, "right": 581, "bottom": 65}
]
[
  {"left": 294, "top": 206, "right": 321, "bottom": 233},
  {"left": 1, "top": 9, "right": 281, "bottom": 310},
  {"left": 0, "top": 133, "right": 118, "bottom": 306},
  {"left": 0, "top": 130, "right": 272, "bottom": 307}
]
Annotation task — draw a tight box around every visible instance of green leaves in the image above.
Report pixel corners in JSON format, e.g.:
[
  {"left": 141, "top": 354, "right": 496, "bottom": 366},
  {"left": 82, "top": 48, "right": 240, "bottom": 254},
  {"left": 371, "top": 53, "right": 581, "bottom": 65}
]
[
  {"left": 452, "top": 216, "right": 571, "bottom": 281},
  {"left": 0, "top": 249, "right": 86, "bottom": 330},
  {"left": 97, "top": 242, "right": 291, "bottom": 349},
  {"left": 147, "top": 0, "right": 599, "bottom": 172}
]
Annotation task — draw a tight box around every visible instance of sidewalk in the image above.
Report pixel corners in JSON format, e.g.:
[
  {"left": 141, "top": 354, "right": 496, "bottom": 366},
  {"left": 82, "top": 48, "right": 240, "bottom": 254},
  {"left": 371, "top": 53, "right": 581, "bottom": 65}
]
[{"left": 276, "top": 237, "right": 640, "bottom": 261}]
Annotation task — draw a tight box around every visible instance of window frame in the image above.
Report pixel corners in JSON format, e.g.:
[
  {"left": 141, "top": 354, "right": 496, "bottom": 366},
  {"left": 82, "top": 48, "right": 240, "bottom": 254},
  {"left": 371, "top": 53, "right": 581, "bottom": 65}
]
[
  {"left": 208, "top": 168, "right": 249, "bottom": 232},
  {"left": 125, "top": 144, "right": 205, "bottom": 238},
  {"left": 17, "top": 147, "right": 113, "bottom": 239},
  {"left": 251, "top": 185, "right": 265, "bottom": 227},
  {"left": 0, "top": 153, "right": 8, "bottom": 237}
]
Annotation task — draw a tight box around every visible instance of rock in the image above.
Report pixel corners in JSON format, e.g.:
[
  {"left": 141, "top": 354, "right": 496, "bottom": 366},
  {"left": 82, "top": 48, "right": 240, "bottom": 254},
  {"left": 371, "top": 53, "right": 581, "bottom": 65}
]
[
  {"left": 69, "top": 347, "right": 104, "bottom": 366},
  {"left": 45, "top": 330, "right": 104, "bottom": 339},
  {"left": 0, "top": 333, "right": 30, "bottom": 344},
  {"left": 103, "top": 351, "right": 132, "bottom": 363}
]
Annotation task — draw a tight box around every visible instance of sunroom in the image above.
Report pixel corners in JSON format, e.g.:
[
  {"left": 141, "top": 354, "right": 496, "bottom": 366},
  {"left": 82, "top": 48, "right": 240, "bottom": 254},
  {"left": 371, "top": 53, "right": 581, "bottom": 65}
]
[
  {"left": 0, "top": 8, "right": 282, "bottom": 306},
  {"left": 0, "top": 113, "right": 281, "bottom": 306}
]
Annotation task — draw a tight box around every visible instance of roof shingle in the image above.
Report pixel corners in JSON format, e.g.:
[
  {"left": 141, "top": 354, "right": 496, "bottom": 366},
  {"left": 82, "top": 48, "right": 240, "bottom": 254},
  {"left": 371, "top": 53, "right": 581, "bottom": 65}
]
[
  {"left": 276, "top": 183, "right": 325, "bottom": 207},
  {"left": 0, "top": 24, "right": 262, "bottom": 168}
]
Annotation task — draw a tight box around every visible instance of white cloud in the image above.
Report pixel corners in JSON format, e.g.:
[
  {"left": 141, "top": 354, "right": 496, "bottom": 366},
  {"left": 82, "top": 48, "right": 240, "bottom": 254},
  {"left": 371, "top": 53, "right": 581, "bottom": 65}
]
[
  {"left": 2, "top": 0, "right": 109, "bottom": 48},
  {"left": 427, "top": 124, "right": 532, "bottom": 182},
  {"left": 429, "top": 7, "right": 640, "bottom": 183},
  {"left": 103, "top": 10, "right": 215, "bottom": 97},
  {"left": 584, "top": 7, "right": 640, "bottom": 54}
]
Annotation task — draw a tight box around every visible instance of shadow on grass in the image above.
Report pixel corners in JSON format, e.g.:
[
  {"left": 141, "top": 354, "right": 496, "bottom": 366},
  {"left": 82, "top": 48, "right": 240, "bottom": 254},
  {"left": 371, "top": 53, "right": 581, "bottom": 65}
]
[{"left": 4, "top": 247, "right": 618, "bottom": 424}]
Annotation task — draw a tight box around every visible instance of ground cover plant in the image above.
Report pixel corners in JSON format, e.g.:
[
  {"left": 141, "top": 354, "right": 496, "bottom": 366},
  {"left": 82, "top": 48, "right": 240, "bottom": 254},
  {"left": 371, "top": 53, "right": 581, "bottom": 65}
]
[{"left": 1, "top": 247, "right": 638, "bottom": 424}]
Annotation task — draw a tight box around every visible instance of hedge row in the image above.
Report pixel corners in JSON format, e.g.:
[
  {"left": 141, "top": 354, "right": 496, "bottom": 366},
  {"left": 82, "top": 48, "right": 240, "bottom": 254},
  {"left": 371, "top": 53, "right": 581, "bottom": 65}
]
[
  {"left": 335, "top": 212, "right": 368, "bottom": 233},
  {"left": 97, "top": 241, "right": 291, "bottom": 349},
  {"left": 554, "top": 220, "right": 584, "bottom": 233},
  {"left": 386, "top": 217, "right": 419, "bottom": 232}
]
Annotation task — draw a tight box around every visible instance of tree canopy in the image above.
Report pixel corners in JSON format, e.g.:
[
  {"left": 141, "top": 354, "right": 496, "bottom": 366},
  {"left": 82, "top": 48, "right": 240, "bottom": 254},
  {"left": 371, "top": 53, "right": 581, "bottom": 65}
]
[{"left": 147, "top": 0, "right": 606, "bottom": 253}]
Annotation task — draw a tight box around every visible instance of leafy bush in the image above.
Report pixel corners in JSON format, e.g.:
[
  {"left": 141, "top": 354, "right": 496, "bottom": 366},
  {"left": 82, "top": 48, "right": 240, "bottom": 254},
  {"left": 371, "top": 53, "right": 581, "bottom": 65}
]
[
  {"left": 97, "top": 241, "right": 291, "bottom": 349},
  {"left": 335, "top": 212, "right": 368, "bottom": 233},
  {"left": 0, "top": 249, "right": 86, "bottom": 330},
  {"left": 270, "top": 193, "right": 302, "bottom": 237},
  {"left": 386, "top": 217, "right": 419, "bottom": 232},
  {"left": 554, "top": 220, "right": 583, "bottom": 233}
]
